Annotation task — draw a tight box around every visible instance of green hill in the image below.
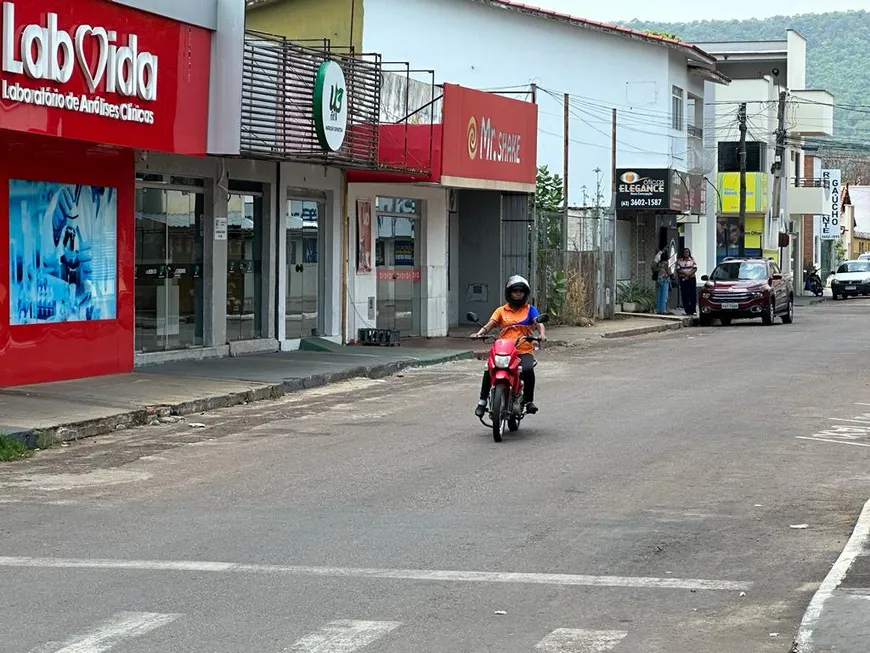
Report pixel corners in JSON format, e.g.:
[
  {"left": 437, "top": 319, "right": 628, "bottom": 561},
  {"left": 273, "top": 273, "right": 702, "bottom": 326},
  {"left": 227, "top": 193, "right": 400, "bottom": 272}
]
[{"left": 626, "top": 11, "right": 870, "bottom": 144}]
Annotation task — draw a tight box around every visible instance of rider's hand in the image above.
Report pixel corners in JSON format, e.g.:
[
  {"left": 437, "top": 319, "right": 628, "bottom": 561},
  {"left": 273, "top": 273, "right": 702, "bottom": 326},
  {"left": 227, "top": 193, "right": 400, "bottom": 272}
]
[{"left": 469, "top": 332, "right": 481, "bottom": 339}]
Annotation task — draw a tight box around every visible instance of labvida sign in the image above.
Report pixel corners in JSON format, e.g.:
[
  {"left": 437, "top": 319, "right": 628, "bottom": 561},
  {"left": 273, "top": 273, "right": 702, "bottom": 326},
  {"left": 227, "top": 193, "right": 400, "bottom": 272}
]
[
  {"left": 0, "top": 1, "right": 159, "bottom": 124},
  {"left": 615, "top": 169, "right": 668, "bottom": 209}
]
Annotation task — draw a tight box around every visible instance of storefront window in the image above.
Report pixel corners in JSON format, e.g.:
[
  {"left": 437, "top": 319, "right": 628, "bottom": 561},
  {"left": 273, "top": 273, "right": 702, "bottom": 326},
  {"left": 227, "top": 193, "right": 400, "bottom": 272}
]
[
  {"left": 226, "top": 192, "right": 264, "bottom": 342},
  {"left": 134, "top": 187, "right": 204, "bottom": 352}
]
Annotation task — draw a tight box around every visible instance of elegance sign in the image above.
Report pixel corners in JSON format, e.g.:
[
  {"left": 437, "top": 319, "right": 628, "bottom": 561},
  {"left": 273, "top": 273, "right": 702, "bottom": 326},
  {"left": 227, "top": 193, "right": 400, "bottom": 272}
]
[{"left": 1, "top": 1, "right": 158, "bottom": 124}]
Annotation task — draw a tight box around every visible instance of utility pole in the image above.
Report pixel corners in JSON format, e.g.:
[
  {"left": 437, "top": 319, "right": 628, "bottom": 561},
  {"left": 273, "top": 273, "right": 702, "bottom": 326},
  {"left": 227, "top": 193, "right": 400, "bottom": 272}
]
[
  {"left": 610, "top": 108, "right": 617, "bottom": 319},
  {"left": 770, "top": 91, "right": 788, "bottom": 265},
  {"left": 563, "top": 93, "right": 570, "bottom": 254},
  {"left": 529, "top": 83, "right": 538, "bottom": 306},
  {"left": 738, "top": 102, "right": 747, "bottom": 223}
]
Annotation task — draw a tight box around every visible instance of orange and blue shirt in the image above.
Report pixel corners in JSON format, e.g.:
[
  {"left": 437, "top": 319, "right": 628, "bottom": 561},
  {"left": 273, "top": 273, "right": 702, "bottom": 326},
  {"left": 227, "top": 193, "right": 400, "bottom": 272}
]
[{"left": 489, "top": 303, "right": 540, "bottom": 355}]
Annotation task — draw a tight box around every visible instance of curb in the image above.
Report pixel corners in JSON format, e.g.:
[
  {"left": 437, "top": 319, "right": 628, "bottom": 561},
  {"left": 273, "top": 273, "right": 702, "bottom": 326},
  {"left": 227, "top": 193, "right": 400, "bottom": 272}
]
[
  {"left": 601, "top": 321, "right": 684, "bottom": 339},
  {"left": 12, "top": 351, "right": 475, "bottom": 448},
  {"left": 791, "top": 497, "right": 870, "bottom": 652}
]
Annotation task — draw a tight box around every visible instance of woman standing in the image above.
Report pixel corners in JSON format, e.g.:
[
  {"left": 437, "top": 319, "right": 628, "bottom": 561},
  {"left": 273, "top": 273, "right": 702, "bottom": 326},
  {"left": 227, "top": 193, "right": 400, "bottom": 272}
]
[
  {"left": 676, "top": 248, "right": 698, "bottom": 316},
  {"left": 655, "top": 248, "right": 671, "bottom": 315}
]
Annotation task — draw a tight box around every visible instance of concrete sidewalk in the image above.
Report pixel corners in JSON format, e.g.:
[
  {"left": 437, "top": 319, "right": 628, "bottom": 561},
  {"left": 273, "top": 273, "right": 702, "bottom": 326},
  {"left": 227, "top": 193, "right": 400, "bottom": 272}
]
[
  {"left": 793, "top": 499, "right": 870, "bottom": 652},
  {"left": 0, "top": 347, "right": 473, "bottom": 446},
  {"left": 0, "top": 316, "right": 690, "bottom": 446}
]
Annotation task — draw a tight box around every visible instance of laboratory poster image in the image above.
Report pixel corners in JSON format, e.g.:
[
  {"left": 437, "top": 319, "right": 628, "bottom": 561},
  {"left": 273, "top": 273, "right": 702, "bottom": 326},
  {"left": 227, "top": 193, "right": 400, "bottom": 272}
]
[{"left": 9, "top": 180, "right": 118, "bottom": 325}]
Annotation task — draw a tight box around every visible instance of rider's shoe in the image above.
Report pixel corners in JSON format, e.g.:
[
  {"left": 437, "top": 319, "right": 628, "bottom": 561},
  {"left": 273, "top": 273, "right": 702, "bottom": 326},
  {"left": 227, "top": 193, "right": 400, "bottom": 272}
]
[
  {"left": 474, "top": 401, "right": 487, "bottom": 418},
  {"left": 525, "top": 401, "right": 539, "bottom": 414}
]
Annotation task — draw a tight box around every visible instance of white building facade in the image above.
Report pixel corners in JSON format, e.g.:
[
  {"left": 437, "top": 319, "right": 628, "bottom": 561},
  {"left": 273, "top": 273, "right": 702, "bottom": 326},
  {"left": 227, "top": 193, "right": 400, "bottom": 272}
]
[
  {"left": 699, "top": 30, "right": 836, "bottom": 288},
  {"left": 359, "top": 0, "right": 727, "bottom": 310}
]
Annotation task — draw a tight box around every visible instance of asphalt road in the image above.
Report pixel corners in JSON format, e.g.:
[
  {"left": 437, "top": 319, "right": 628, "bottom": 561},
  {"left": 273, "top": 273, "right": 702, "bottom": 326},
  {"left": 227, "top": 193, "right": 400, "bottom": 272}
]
[{"left": 2, "top": 301, "right": 870, "bottom": 653}]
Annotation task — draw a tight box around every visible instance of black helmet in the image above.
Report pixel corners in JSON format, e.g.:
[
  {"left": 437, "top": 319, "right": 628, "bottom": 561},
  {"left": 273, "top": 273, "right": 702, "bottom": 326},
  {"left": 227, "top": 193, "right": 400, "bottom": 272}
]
[{"left": 505, "top": 275, "right": 531, "bottom": 308}]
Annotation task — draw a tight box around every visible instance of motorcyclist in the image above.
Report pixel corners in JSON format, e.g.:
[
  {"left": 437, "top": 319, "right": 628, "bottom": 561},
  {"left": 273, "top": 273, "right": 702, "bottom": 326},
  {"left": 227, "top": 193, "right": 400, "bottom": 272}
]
[{"left": 471, "top": 275, "right": 546, "bottom": 417}]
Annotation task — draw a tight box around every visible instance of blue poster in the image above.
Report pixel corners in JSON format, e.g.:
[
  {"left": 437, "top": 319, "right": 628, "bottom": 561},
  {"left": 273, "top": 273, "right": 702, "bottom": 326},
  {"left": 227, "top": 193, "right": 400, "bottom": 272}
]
[{"left": 9, "top": 180, "right": 117, "bottom": 324}]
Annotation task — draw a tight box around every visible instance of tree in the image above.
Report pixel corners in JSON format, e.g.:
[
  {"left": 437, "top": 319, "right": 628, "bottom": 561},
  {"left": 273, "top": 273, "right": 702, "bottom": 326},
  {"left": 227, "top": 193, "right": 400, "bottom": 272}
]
[
  {"left": 535, "top": 165, "right": 564, "bottom": 212},
  {"left": 535, "top": 166, "right": 564, "bottom": 251}
]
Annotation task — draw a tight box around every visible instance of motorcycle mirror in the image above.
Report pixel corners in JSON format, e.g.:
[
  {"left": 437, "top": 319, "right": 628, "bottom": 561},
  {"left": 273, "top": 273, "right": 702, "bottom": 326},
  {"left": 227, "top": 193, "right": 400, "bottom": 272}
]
[
  {"left": 536, "top": 313, "right": 550, "bottom": 324},
  {"left": 465, "top": 311, "right": 479, "bottom": 323},
  {"left": 701, "top": 275, "right": 709, "bottom": 281}
]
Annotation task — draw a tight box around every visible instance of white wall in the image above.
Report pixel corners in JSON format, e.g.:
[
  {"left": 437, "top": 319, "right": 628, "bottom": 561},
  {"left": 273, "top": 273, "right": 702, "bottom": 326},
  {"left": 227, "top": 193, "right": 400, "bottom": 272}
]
[
  {"left": 346, "top": 183, "right": 449, "bottom": 341},
  {"left": 787, "top": 30, "right": 808, "bottom": 90},
  {"left": 362, "top": 0, "right": 696, "bottom": 205}
]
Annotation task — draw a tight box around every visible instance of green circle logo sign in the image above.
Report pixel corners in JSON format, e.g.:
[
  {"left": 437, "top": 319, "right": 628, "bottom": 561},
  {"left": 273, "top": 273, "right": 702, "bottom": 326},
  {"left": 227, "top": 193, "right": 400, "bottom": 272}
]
[{"left": 313, "top": 61, "right": 348, "bottom": 152}]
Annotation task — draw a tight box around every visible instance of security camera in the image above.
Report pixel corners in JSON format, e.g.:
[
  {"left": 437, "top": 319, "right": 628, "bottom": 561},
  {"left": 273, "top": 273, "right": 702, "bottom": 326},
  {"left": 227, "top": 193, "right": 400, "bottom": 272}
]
[{"left": 772, "top": 68, "right": 780, "bottom": 77}]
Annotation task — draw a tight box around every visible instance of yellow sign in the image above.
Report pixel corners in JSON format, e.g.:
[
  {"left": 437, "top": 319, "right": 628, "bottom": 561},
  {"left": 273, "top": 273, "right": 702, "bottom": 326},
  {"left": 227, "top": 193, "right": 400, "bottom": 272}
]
[
  {"left": 744, "top": 216, "right": 763, "bottom": 250},
  {"left": 718, "top": 172, "right": 769, "bottom": 214}
]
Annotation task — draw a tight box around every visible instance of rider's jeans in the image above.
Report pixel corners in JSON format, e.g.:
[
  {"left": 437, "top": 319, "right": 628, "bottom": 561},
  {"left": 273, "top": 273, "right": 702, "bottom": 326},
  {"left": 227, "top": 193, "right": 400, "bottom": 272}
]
[{"left": 479, "top": 353, "right": 536, "bottom": 402}]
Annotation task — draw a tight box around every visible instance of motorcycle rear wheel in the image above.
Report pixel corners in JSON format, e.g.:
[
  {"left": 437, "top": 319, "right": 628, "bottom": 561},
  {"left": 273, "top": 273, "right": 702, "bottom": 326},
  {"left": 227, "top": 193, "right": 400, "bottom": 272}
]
[{"left": 491, "top": 385, "right": 507, "bottom": 442}]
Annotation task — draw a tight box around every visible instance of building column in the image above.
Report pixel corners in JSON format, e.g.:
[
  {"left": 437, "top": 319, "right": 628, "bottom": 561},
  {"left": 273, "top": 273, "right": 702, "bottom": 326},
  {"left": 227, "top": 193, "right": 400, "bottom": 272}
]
[{"left": 204, "top": 174, "right": 228, "bottom": 347}]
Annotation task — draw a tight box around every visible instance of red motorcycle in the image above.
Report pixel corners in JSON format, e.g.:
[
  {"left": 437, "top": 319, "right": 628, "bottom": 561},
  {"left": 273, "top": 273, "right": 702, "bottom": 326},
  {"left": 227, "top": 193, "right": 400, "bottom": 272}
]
[{"left": 467, "top": 311, "right": 549, "bottom": 442}]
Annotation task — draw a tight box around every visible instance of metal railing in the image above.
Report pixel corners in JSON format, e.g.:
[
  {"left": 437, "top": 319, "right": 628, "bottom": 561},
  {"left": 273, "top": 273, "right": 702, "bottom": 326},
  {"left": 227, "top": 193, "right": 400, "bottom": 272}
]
[
  {"left": 687, "top": 124, "right": 704, "bottom": 139},
  {"left": 793, "top": 177, "right": 828, "bottom": 188},
  {"left": 241, "top": 32, "right": 381, "bottom": 168}
]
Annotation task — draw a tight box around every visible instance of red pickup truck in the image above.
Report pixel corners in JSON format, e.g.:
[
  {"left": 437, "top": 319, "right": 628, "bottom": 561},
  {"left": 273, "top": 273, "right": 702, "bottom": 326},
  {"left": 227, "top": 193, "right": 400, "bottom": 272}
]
[{"left": 698, "top": 257, "right": 795, "bottom": 327}]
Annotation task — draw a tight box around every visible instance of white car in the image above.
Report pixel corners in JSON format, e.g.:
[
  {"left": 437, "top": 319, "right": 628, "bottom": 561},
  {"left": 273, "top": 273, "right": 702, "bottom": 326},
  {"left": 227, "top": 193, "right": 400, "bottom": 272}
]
[
  {"left": 858, "top": 253, "right": 870, "bottom": 261},
  {"left": 830, "top": 260, "right": 870, "bottom": 299}
]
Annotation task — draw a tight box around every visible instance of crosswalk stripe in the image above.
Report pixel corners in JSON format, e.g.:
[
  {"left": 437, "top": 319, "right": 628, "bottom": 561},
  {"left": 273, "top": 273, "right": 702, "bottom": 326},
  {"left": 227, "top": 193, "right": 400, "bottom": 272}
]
[
  {"left": 285, "top": 620, "right": 401, "bottom": 653},
  {"left": 28, "top": 612, "right": 181, "bottom": 653},
  {"left": 533, "top": 628, "right": 627, "bottom": 652}
]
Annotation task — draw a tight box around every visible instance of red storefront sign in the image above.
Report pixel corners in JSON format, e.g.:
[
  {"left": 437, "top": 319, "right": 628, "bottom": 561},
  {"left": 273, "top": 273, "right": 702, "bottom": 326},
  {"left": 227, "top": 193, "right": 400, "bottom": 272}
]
[
  {"left": 0, "top": 0, "right": 211, "bottom": 155},
  {"left": 440, "top": 83, "right": 538, "bottom": 191}
]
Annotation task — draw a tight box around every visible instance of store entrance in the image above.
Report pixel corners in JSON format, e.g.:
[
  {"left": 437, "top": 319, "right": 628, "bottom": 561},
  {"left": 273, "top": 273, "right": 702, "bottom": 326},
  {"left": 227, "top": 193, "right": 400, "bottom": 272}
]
[
  {"left": 285, "top": 198, "right": 323, "bottom": 339},
  {"left": 375, "top": 197, "right": 421, "bottom": 337},
  {"left": 226, "top": 189, "right": 264, "bottom": 342},
  {"left": 134, "top": 179, "right": 205, "bottom": 353}
]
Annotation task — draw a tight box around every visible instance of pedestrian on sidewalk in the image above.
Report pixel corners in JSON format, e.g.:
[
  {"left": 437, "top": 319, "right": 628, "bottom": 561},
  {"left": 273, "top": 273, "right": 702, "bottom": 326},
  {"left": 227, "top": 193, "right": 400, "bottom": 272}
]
[
  {"left": 653, "top": 247, "right": 671, "bottom": 315},
  {"left": 676, "top": 248, "right": 698, "bottom": 316}
]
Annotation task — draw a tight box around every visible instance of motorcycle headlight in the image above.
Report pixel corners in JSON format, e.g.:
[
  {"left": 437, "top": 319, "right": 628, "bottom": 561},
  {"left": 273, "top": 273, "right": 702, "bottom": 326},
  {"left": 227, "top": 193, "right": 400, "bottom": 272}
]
[{"left": 493, "top": 355, "right": 511, "bottom": 369}]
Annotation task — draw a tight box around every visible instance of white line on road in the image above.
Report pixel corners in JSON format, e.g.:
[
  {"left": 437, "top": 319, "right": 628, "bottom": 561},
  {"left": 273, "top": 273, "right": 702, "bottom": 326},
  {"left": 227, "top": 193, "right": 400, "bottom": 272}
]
[
  {"left": 0, "top": 556, "right": 751, "bottom": 592},
  {"left": 796, "top": 436, "right": 870, "bottom": 448},
  {"left": 533, "top": 628, "right": 627, "bottom": 652},
  {"left": 285, "top": 620, "right": 401, "bottom": 652},
  {"left": 28, "top": 612, "right": 180, "bottom": 653},
  {"left": 829, "top": 418, "right": 870, "bottom": 424},
  {"left": 794, "top": 498, "right": 870, "bottom": 651}
]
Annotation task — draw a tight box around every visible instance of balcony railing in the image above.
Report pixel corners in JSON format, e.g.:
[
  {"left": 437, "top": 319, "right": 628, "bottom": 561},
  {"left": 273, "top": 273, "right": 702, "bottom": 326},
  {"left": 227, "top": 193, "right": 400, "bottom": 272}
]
[
  {"left": 687, "top": 124, "right": 703, "bottom": 139},
  {"left": 793, "top": 177, "right": 828, "bottom": 188}
]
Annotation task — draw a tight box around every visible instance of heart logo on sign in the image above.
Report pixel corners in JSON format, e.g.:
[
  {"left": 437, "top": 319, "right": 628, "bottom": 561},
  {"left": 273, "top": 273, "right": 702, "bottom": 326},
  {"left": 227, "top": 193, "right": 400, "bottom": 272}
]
[{"left": 74, "top": 25, "right": 109, "bottom": 93}]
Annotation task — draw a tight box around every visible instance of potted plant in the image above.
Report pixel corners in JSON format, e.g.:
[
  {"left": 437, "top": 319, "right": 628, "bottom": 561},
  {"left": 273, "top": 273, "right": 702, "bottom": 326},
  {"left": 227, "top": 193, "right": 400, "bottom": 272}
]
[{"left": 618, "top": 281, "right": 655, "bottom": 313}]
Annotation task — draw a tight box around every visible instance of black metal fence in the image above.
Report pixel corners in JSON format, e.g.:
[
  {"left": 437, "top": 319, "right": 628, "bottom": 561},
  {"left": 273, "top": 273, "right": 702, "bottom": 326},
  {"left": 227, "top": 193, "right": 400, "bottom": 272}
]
[{"left": 241, "top": 32, "right": 381, "bottom": 168}]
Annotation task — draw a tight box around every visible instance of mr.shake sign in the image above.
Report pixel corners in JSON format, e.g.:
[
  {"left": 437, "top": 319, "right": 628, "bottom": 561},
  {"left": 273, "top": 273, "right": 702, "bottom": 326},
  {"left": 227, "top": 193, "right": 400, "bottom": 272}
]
[
  {"left": 441, "top": 84, "right": 538, "bottom": 192},
  {"left": 0, "top": 0, "right": 211, "bottom": 154}
]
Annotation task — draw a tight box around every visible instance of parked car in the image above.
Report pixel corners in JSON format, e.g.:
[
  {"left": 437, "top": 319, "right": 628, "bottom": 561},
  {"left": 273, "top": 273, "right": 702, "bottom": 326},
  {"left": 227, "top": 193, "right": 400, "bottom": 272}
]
[
  {"left": 830, "top": 260, "right": 870, "bottom": 300},
  {"left": 698, "top": 257, "right": 794, "bottom": 327},
  {"left": 857, "top": 253, "right": 870, "bottom": 261}
]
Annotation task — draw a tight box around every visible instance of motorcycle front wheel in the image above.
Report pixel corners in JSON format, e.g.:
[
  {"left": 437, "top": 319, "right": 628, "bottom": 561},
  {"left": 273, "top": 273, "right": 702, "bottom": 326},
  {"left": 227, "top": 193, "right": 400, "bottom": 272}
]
[{"left": 491, "top": 385, "right": 507, "bottom": 442}]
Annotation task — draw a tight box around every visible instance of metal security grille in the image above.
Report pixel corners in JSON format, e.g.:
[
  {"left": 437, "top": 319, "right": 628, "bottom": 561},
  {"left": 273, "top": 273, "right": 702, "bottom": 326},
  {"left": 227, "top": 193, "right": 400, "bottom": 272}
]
[{"left": 241, "top": 32, "right": 381, "bottom": 168}]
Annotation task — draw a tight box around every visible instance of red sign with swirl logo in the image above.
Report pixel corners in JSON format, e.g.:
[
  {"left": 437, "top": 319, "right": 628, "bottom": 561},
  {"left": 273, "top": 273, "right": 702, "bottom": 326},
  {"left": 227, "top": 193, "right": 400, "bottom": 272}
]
[{"left": 440, "top": 84, "right": 538, "bottom": 191}]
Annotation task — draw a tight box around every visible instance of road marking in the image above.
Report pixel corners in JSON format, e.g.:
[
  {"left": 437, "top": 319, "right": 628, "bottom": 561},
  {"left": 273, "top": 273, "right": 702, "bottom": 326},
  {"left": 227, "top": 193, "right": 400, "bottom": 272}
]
[
  {"left": 797, "top": 436, "right": 870, "bottom": 448},
  {"left": 28, "top": 612, "right": 180, "bottom": 653},
  {"left": 285, "top": 620, "right": 400, "bottom": 652},
  {"left": 0, "top": 556, "right": 751, "bottom": 592},
  {"left": 830, "top": 417, "right": 870, "bottom": 424},
  {"left": 533, "top": 628, "right": 627, "bottom": 652},
  {"left": 794, "top": 498, "right": 870, "bottom": 651}
]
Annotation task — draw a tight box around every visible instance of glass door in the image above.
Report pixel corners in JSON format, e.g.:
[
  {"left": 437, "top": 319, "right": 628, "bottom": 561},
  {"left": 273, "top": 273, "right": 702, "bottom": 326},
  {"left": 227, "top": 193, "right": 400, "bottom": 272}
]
[
  {"left": 286, "top": 199, "right": 321, "bottom": 339},
  {"left": 376, "top": 213, "right": 421, "bottom": 337},
  {"left": 135, "top": 187, "right": 204, "bottom": 352},
  {"left": 227, "top": 193, "right": 264, "bottom": 342}
]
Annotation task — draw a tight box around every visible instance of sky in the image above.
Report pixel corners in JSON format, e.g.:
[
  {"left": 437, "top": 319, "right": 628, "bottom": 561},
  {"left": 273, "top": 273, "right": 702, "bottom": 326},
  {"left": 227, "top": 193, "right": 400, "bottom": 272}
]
[{"left": 524, "top": 0, "right": 868, "bottom": 23}]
